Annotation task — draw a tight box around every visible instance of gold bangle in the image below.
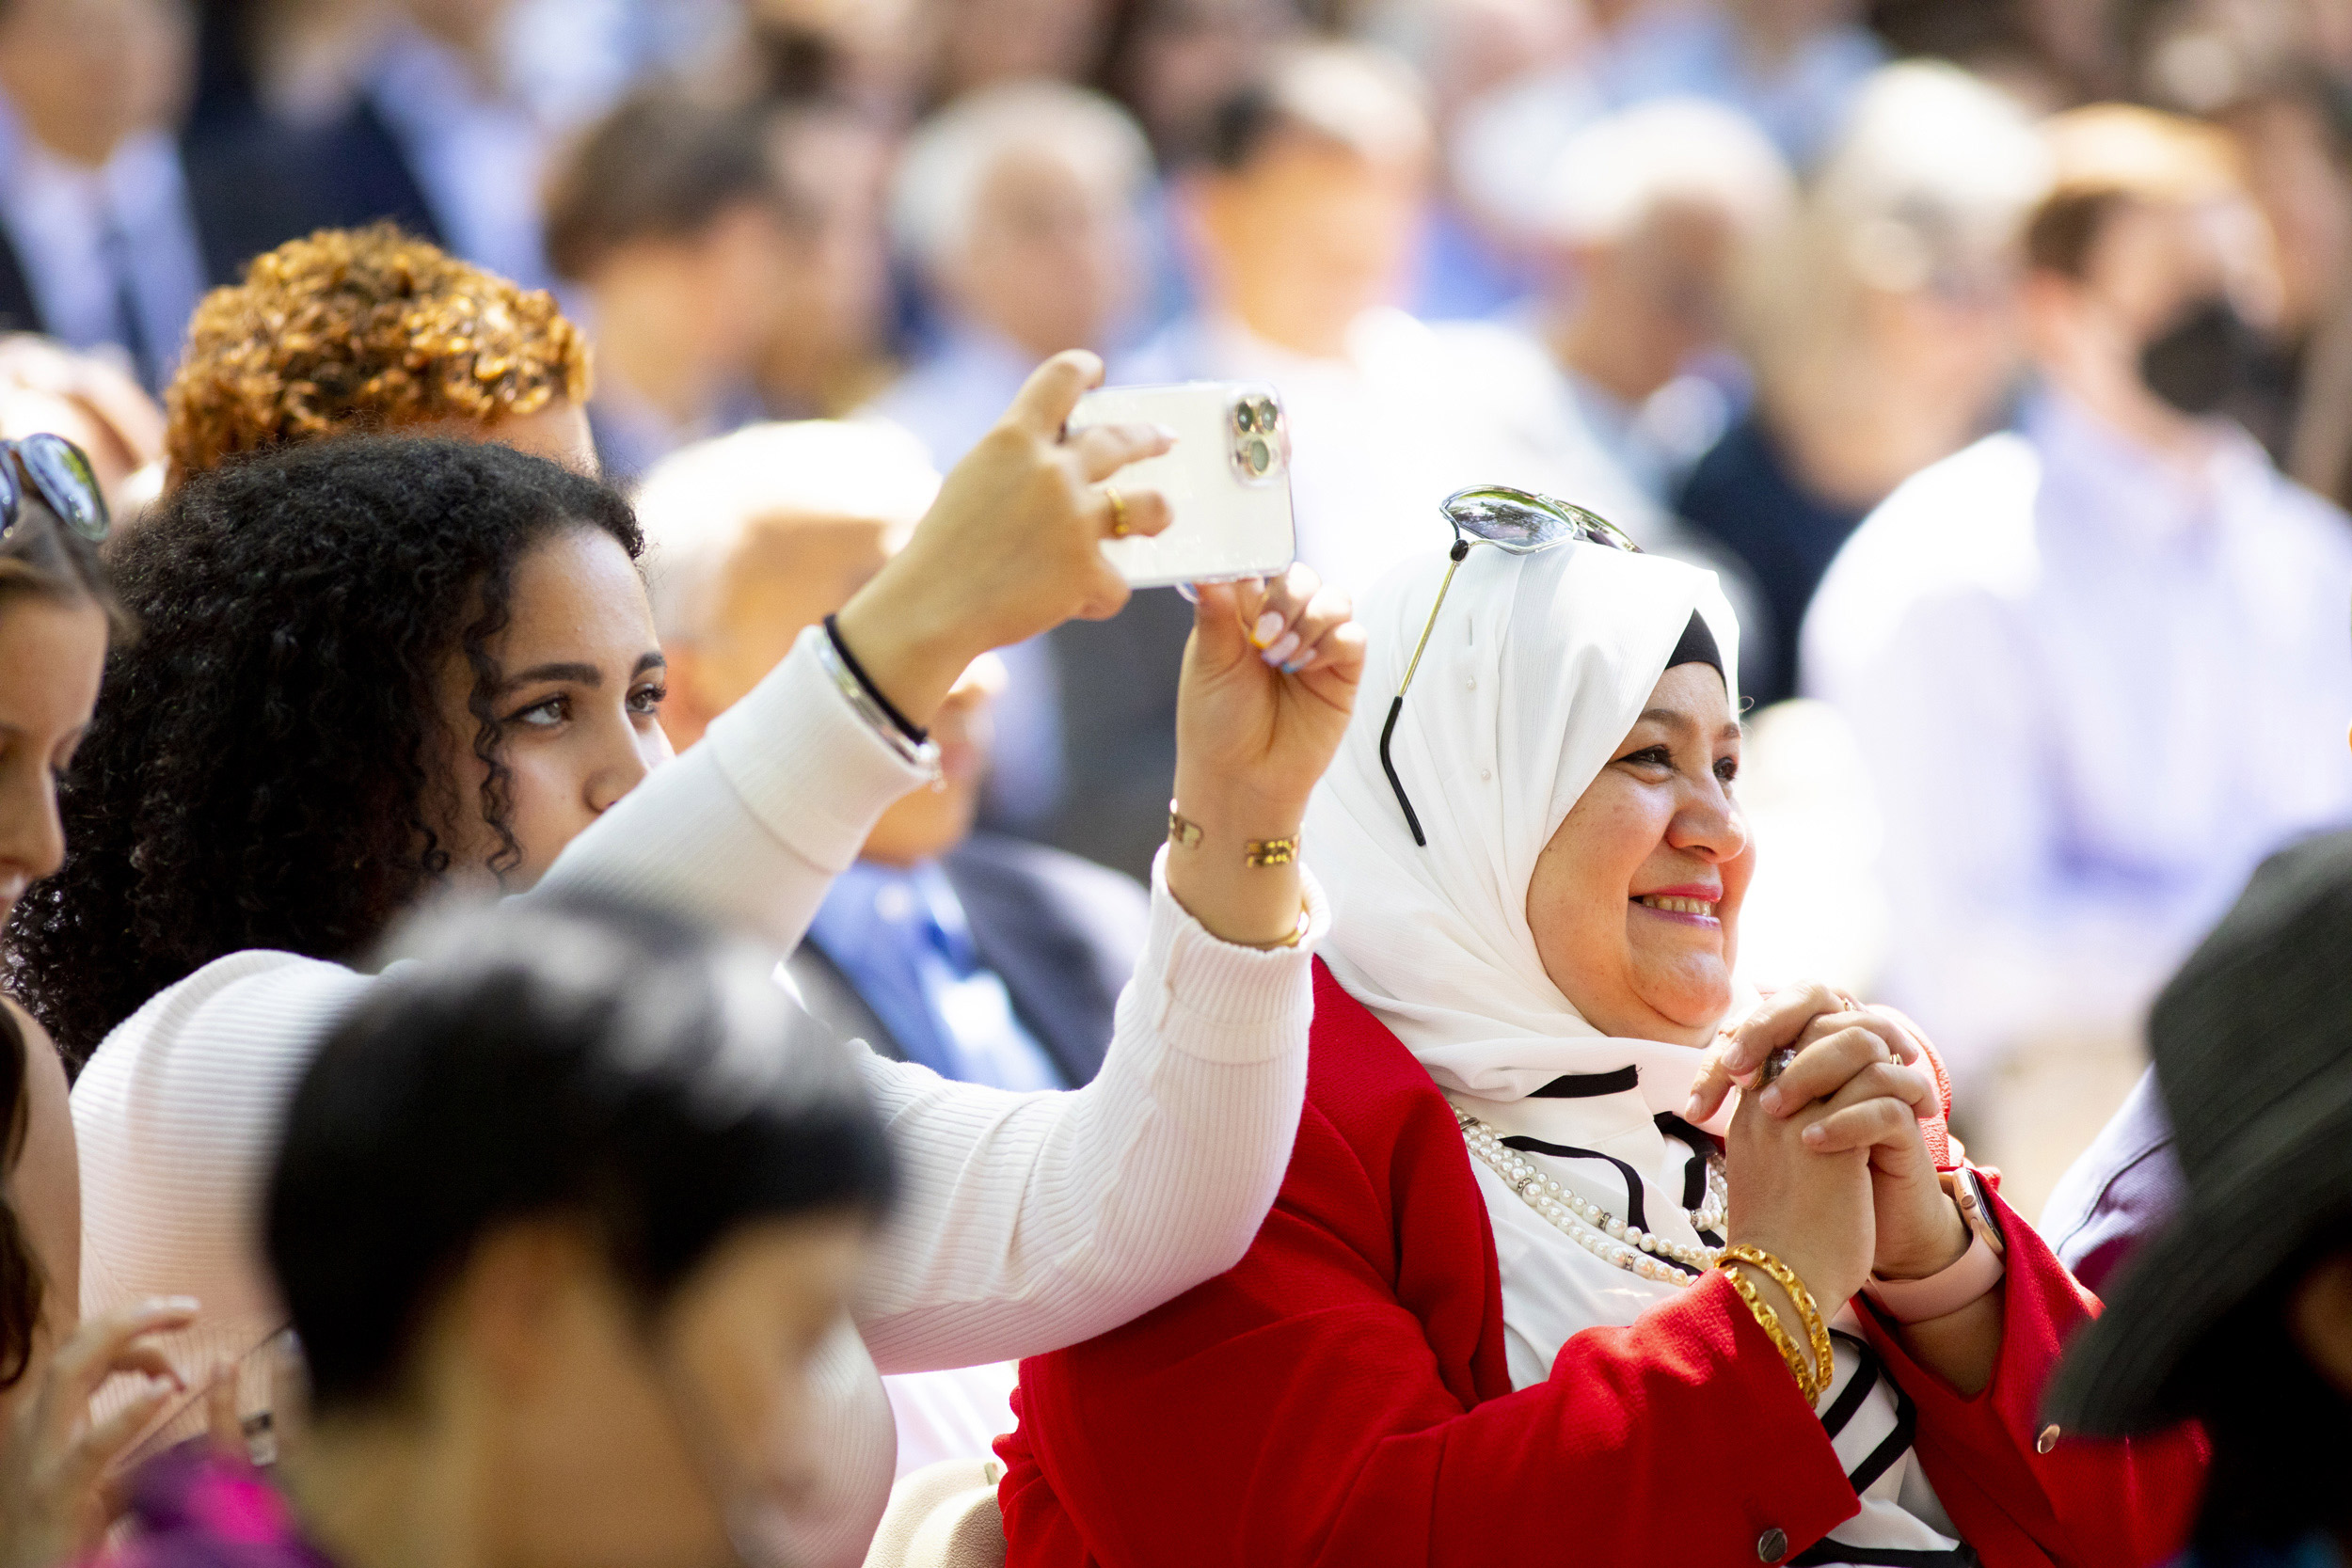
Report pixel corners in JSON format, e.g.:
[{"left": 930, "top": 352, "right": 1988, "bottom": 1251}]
[
  {"left": 1719, "top": 1245, "right": 1834, "bottom": 1400},
  {"left": 1269, "top": 898, "right": 1311, "bottom": 949},
  {"left": 1167, "top": 801, "right": 1202, "bottom": 849},
  {"left": 1718, "top": 1260, "right": 1819, "bottom": 1402},
  {"left": 1244, "top": 834, "right": 1299, "bottom": 867}
]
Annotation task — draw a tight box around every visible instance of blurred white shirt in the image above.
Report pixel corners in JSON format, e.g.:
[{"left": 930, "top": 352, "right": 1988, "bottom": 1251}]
[{"left": 1802, "top": 388, "right": 2352, "bottom": 1085}]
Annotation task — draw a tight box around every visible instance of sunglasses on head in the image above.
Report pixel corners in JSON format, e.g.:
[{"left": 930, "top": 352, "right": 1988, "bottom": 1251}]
[
  {"left": 1379, "top": 485, "right": 1640, "bottom": 847},
  {"left": 0, "top": 434, "right": 108, "bottom": 549}
]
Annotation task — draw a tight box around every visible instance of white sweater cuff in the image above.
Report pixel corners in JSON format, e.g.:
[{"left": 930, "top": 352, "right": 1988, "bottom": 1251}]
[
  {"left": 706, "top": 626, "right": 934, "bottom": 876},
  {"left": 1133, "top": 843, "right": 1327, "bottom": 1067}
]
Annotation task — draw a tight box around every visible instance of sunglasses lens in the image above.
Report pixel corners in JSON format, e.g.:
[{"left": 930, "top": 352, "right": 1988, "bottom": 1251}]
[
  {"left": 1439, "top": 485, "right": 1636, "bottom": 555},
  {"left": 17, "top": 434, "right": 107, "bottom": 543}
]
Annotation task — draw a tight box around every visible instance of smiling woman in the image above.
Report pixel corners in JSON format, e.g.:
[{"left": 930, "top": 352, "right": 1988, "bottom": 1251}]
[{"left": 1001, "top": 533, "right": 2208, "bottom": 1568}]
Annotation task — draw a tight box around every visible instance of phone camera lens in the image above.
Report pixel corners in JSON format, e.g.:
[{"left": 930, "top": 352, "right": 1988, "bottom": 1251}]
[
  {"left": 1248, "top": 396, "right": 1277, "bottom": 431},
  {"left": 1232, "top": 401, "right": 1258, "bottom": 434},
  {"left": 1245, "top": 436, "right": 1273, "bottom": 476}
]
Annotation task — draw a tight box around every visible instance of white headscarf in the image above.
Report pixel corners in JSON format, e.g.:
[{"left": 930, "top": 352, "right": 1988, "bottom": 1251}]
[
  {"left": 1306, "top": 537, "right": 1743, "bottom": 1124},
  {"left": 1305, "top": 539, "right": 1965, "bottom": 1560}
]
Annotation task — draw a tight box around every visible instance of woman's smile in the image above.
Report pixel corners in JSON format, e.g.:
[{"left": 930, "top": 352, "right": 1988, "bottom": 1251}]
[{"left": 1630, "top": 882, "right": 1724, "bottom": 929}]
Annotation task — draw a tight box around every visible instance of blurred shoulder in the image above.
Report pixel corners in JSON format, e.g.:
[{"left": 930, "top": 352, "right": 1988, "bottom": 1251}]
[{"left": 1800, "top": 432, "right": 2043, "bottom": 686}]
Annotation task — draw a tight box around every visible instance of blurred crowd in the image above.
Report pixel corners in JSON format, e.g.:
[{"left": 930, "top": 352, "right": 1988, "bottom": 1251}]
[{"left": 8, "top": 0, "right": 2352, "bottom": 1213}]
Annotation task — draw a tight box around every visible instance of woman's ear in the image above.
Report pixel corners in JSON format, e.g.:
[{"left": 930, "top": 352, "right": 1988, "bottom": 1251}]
[{"left": 2288, "top": 1251, "right": 2352, "bottom": 1400}]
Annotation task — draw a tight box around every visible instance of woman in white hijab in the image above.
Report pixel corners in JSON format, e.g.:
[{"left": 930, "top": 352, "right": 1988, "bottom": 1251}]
[{"left": 999, "top": 508, "right": 2205, "bottom": 1568}]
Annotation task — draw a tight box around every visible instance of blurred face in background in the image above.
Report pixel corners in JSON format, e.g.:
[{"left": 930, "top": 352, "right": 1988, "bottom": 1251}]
[
  {"left": 0, "top": 0, "right": 186, "bottom": 165},
  {"left": 1856, "top": 228, "right": 2025, "bottom": 440},
  {"left": 765, "top": 109, "right": 893, "bottom": 413},
  {"left": 930, "top": 0, "right": 1110, "bottom": 99},
  {"left": 1191, "top": 124, "right": 1428, "bottom": 358},
  {"left": 1560, "top": 198, "right": 1741, "bottom": 404},
  {"left": 2220, "top": 92, "right": 2351, "bottom": 342},
  {"left": 2026, "top": 190, "right": 2278, "bottom": 446},
  {"left": 1112, "top": 0, "right": 1297, "bottom": 155},
  {"left": 659, "top": 513, "right": 1000, "bottom": 867},
  {"left": 947, "top": 144, "right": 1141, "bottom": 358}
]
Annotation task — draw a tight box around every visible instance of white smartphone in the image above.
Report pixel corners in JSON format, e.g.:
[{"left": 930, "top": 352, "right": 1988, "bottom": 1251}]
[{"left": 1067, "top": 381, "right": 1297, "bottom": 589}]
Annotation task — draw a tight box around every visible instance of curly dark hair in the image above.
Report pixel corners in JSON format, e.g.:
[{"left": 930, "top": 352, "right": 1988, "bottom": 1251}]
[
  {"left": 165, "top": 224, "right": 593, "bottom": 481},
  {"left": 1, "top": 436, "right": 641, "bottom": 1066}
]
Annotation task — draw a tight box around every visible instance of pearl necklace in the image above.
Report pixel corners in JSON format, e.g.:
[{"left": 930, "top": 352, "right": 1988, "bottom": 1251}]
[{"left": 1455, "top": 1110, "right": 1728, "bottom": 1286}]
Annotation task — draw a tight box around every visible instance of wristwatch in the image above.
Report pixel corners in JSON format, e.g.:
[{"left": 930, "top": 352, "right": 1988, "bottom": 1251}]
[{"left": 1862, "top": 1168, "right": 2007, "bottom": 1324}]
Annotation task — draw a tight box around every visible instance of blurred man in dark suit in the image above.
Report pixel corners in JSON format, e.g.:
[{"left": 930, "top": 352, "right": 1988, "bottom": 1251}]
[
  {"left": 635, "top": 416, "right": 1149, "bottom": 1091},
  {"left": 0, "top": 0, "right": 312, "bottom": 389}
]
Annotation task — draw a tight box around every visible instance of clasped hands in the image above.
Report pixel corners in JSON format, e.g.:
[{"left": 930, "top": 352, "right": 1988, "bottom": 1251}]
[{"left": 1689, "top": 981, "right": 1971, "bottom": 1314}]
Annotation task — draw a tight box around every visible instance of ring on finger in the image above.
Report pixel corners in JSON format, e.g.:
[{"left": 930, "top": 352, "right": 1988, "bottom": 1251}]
[{"left": 1105, "top": 485, "right": 1131, "bottom": 538}]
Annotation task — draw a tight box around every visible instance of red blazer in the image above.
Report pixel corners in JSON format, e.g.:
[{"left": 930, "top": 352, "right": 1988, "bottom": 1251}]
[{"left": 999, "top": 961, "right": 2206, "bottom": 1568}]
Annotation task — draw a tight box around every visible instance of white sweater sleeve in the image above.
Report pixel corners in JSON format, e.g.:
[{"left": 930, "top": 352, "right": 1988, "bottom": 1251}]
[
  {"left": 854, "top": 848, "right": 1324, "bottom": 1374},
  {"left": 73, "top": 629, "right": 929, "bottom": 1389}
]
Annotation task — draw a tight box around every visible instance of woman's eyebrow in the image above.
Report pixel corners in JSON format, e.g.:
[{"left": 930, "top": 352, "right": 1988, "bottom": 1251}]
[
  {"left": 501, "top": 661, "right": 603, "bottom": 689},
  {"left": 634, "top": 651, "right": 667, "bottom": 676}
]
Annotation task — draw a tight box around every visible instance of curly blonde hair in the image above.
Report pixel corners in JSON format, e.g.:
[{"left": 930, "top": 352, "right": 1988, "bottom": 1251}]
[{"left": 166, "top": 225, "right": 593, "bottom": 479}]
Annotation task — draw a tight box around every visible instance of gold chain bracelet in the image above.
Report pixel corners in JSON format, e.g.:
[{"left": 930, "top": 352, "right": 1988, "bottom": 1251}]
[{"left": 1717, "top": 1244, "right": 1835, "bottom": 1402}]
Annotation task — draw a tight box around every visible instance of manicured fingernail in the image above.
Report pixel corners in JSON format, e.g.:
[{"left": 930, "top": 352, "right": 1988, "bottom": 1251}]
[
  {"left": 1281, "top": 653, "right": 1311, "bottom": 673},
  {"left": 1682, "top": 1093, "right": 1703, "bottom": 1119},
  {"left": 1152, "top": 423, "right": 1180, "bottom": 442},
  {"left": 1759, "top": 1086, "right": 1783, "bottom": 1115},
  {"left": 1802, "top": 1124, "right": 1826, "bottom": 1145},
  {"left": 1261, "top": 629, "right": 1300, "bottom": 666},
  {"left": 1251, "top": 610, "right": 1284, "bottom": 649}
]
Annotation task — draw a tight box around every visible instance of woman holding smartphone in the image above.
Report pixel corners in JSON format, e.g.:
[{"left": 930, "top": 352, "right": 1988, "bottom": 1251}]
[{"left": 8, "top": 353, "right": 1363, "bottom": 1562}]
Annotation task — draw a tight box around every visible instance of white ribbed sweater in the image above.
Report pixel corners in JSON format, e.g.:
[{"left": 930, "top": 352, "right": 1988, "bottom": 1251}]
[{"left": 71, "top": 626, "right": 1322, "bottom": 1563}]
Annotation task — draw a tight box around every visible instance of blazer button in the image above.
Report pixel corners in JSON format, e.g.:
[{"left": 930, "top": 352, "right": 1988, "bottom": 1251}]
[
  {"left": 2036, "top": 1424, "right": 2061, "bottom": 1453},
  {"left": 1756, "top": 1527, "right": 1788, "bottom": 1562}
]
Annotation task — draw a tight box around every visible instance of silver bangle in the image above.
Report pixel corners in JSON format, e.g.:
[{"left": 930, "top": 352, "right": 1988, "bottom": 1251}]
[{"left": 815, "top": 631, "right": 942, "bottom": 782}]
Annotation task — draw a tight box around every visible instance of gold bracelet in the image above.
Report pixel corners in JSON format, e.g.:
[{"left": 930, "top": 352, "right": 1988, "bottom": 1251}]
[
  {"left": 1167, "top": 801, "right": 1202, "bottom": 850},
  {"left": 1244, "top": 834, "right": 1299, "bottom": 867},
  {"left": 1268, "top": 898, "right": 1311, "bottom": 949},
  {"left": 1718, "top": 1244, "right": 1834, "bottom": 1400},
  {"left": 1718, "top": 1260, "right": 1820, "bottom": 1402}
]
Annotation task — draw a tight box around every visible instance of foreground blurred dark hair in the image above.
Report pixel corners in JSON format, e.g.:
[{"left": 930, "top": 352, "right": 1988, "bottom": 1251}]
[
  {"left": 2, "top": 436, "right": 640, "bottom": 1064},
  {"left": 267, "top": 892, "right": 896, "bottom": 1411}
]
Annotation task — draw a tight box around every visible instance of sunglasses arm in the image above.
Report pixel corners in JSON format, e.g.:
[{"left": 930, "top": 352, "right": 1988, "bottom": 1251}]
[{"left": 1380, "top": 538, "right": 1470, "bottom": 848}]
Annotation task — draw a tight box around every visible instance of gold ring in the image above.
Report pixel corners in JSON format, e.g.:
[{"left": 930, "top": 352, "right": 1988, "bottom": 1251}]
[{"left": 1105, "top": 485, "right": 1131, "bottom": 538}]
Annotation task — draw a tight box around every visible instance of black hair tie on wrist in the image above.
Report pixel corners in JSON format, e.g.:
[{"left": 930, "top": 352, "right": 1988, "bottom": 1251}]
[{"left": 822, "top": 614, "right": 930, "bottom": 745}]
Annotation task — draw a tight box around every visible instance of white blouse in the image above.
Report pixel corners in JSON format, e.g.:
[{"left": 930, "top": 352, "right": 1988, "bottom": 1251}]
[{"left": 71, "top": 626, "right": 1324, "bottom": 1563}]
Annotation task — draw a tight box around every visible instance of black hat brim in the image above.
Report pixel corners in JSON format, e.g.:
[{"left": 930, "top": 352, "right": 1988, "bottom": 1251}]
[{"left": 2046, "top": 1072, "right": 2352, "bottom": 1435}]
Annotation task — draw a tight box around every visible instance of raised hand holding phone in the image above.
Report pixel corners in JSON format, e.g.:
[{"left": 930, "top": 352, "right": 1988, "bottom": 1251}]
[{"left": 833, "top": 350, "right": 1175, "bottom": 728}]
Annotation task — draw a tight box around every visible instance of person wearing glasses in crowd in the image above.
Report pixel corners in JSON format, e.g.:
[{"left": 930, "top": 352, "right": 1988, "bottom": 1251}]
[
  {"left": 999, "top": 488, "right": 2204, "bottom": 1568},
  {"left": 0, "top": 436, "right": 218, "bottom": 1568},
  {"left": 7, "top": 350, "right": 1363, "bottom": 1566}
]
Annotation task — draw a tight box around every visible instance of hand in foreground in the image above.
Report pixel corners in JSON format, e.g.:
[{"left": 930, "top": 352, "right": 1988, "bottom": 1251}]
[
  {"left": 0, "top": 1297, "right": 198, "bottom": 1568},
  {"left": 834, "top": 350, "right": 1175, "bottom": 728},
  {"left": 1701, "top": 983, "right": 1965, "bottom": 1283},
  {"left": 1165, "top": 564, "right": 1365, "bottom": 946}
]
